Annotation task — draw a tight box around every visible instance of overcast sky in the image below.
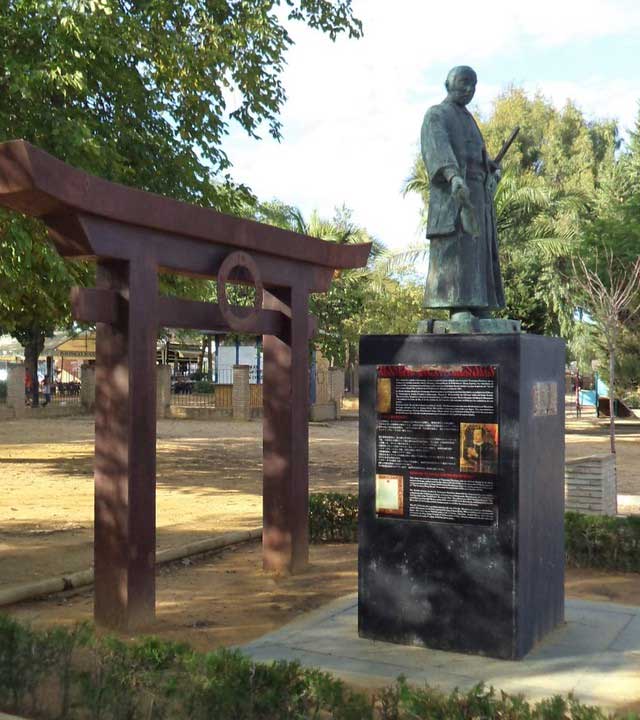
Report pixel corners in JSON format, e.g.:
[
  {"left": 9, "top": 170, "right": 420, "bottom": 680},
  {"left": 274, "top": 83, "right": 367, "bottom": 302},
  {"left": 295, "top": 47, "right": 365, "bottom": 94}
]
[{"left": 223, "top": 0, "right": 640, "bottom": 253}]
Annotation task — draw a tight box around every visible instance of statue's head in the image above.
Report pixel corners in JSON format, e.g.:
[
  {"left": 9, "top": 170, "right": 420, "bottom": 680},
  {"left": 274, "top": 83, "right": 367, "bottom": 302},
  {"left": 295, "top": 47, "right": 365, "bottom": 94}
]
[{"left": 445, "top": 66, "right": 477, "bottom": 106}]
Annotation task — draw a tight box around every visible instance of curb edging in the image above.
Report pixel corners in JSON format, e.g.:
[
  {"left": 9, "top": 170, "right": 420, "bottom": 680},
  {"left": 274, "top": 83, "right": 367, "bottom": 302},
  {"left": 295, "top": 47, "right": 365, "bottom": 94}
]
[{"left": 0, "top": 527, "right": 263, "bottom": 608}]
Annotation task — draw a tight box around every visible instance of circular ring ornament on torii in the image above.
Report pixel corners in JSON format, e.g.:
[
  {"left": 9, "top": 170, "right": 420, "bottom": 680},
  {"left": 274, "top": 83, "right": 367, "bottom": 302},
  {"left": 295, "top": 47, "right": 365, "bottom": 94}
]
[{"left": 217, "top": 251, "right": 264, "bottom": 332}]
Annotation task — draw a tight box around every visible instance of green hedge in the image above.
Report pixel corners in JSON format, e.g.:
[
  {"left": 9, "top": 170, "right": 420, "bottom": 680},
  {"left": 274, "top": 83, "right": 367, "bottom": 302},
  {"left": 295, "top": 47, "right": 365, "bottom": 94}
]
[
  {"left": 0, "top": 614, "right": 632, "bottom": 719},
  {"left": 565, "top": 512, "right": 640, "bottom": 572},
  {"left": 193, "top": 380, "right": 215, "bottom": 394},
  {"left": 309, "top": 492, "right": 358, "bottom": 543},
  {"left": 310, "top": 494, "right": 640, "bottom": 573}
]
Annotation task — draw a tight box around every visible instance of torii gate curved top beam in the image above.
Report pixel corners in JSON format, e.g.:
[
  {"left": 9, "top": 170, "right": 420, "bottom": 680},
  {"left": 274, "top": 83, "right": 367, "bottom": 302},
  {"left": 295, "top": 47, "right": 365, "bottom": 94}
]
[
  {"left": 0, "top": 140, "right": 372, "bottom": 633},
  {"left": 0, "top": 139, "right": 370, "bottom": 275}
]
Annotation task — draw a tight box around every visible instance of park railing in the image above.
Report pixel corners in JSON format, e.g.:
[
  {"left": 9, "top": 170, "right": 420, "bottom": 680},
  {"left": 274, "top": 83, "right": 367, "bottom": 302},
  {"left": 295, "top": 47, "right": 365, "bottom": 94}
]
[
  {"left": 170, "top": 378, "right": 216, "bottom": 407},
  {"left": 169, "top": 368, "right": 261, "bottom": 409},
  {"left": 47, "top": 381, "right": 81, "bottom": 405}
]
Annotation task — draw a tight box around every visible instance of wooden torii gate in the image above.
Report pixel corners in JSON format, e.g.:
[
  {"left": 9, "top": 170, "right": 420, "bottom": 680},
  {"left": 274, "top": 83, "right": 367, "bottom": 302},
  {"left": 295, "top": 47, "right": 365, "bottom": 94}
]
[{"left": 0, "top": 140, "right": 370, "bottom": 631}]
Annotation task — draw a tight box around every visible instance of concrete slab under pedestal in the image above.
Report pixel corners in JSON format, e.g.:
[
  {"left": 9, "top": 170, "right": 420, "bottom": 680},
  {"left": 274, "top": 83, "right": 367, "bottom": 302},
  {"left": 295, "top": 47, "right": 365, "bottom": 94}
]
[{"left": 240, "top": 594, "right": 640, "bottom": 711}]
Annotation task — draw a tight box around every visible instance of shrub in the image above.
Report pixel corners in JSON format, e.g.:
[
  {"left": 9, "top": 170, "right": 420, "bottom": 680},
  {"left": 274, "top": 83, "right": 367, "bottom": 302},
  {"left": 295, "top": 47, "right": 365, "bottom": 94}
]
[
  {"left": 0, "top": 616, "right": 373, "bottom": 719},
  {"left": 193, "top": 380, "right": 215, "bottom": 394},
  {"left": 565, "top": 512, "right": 640, "bottom": 572},
  {"left": 310, "top": 493, "right": 640, "bottom": 574},
  {"left": 376, "top": 679, "right": 625, "bottom": 720},
  {"left": 0, "top": 616, "right": 91, "bottom": 717},
  {"left": 0, "top": 614, "right": 633, "bottom": 720},
  {"left": 623, "top": 391, "right": 640, "bottom": 409},
  {"left": 309, "top": 493, "right": 358, "bottom": 543}
]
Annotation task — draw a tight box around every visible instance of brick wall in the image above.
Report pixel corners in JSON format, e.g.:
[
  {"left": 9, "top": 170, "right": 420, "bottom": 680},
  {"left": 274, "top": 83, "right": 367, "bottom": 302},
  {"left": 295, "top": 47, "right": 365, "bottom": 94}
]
[{"left": 565, "top": 454, "right": 617, "bottom": 516}]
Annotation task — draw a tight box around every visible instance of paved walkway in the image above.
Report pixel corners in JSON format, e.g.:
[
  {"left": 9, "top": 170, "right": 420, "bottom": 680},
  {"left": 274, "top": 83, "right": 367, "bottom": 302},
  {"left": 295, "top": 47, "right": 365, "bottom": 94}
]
[{"left": 241, "top": 594, "right": 640, "bottom": 710}]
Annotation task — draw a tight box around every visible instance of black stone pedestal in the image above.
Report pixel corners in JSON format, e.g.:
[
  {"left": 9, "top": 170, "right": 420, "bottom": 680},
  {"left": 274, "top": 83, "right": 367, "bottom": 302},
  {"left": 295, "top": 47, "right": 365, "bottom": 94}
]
[{"left": 358, "top": 334, "right": 565, "bottom": 660}]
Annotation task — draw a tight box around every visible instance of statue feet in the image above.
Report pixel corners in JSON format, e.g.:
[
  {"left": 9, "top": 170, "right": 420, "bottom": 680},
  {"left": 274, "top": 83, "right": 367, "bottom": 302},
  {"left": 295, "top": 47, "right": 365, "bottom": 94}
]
[
  {"left": 417, "top": 312, "right": 521, "bottom": 335},
  {"left": 450, "top": 308, "right": 492, "bottom": 322}
]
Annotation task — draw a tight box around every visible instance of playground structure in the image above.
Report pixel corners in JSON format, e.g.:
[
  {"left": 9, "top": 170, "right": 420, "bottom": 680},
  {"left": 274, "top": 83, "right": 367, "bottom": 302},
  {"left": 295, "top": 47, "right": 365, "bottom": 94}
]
[
  {"left": 0, "top": 140, "right": 370, "bottom": 631},
  {"left": 579, "top": 376, "right": 634, "bottom": 418}
]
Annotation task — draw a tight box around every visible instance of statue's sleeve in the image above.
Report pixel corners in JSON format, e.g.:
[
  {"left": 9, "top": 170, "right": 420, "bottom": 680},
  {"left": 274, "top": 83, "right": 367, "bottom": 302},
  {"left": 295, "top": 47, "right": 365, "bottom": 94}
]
[{"left": 421, "top": 107, "right": 459, "bottom": 184}]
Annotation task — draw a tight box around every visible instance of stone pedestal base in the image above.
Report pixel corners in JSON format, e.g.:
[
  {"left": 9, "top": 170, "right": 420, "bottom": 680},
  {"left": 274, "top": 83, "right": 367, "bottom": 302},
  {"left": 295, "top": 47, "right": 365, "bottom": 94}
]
[
  {"left": 417, "top": 318, "right": 521, "bottom": 334},
  {"left": 358, "top": 333, "right": 565, "bottom": 660}
]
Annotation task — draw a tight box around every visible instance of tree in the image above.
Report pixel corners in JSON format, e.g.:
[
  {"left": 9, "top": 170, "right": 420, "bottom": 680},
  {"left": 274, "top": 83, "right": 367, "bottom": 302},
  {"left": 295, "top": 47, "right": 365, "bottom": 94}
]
[
  {"left": 257, "top": 201, "right": 382, "bottom": 367},
  {"left": 0, "top": 216, "right": 90, "bottom": 404},
  {"left": 0, "top": 0, "right": 362, "bottom": 403},
  {"left": 572, "top": 250, "right": 640, "bottom": 454},
  {"left": 359, "top": 277, "right": 424, "bottom": 336}
]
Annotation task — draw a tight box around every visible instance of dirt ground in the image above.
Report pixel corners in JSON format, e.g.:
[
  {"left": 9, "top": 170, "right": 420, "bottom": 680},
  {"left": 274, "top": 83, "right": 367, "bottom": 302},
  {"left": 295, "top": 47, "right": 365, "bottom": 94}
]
[
  {"left": 6, "top": 539, "right": 640, "bottom": 653},
  {"left": 1, "top": 410, "right": 640, "bottom": 651},
  {"left": 0, "top": 417, "right": 359, "bottom": 586},
  {"left": 7, "top": 540, "right": 358, "bottom": 651}
]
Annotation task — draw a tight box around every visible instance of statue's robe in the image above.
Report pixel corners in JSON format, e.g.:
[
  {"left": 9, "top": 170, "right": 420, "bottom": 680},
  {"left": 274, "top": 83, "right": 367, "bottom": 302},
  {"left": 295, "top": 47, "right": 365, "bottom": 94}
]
[{"left": 421, "top": 98, "right": 505, "bottom": 311}]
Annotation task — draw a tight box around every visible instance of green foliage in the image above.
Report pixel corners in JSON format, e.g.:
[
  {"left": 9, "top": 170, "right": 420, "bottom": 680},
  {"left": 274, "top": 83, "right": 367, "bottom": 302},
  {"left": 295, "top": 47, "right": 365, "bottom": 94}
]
[
  {"left": 481, "top": 89, "right": 618, "bottom": 190},
  {"left": 257, "top": 200, "right": 426, "bottom": 366},
  {"left": 377, "top": 679, "right": 627, "bottom": 720},
  {"left": 567, "top": 111, "right": 640, "bottom": 410},
  {"left": 623, "top": 390, "right": 640, "bottom": 409},
  {"left": 256, "top": 201, "right": 381, "bottom": 366},
  {"left": 579, "top": 158, "right": 640, "bottom": 266},
  {"left": 312, "top": 269, "right": 369, "bottom": 366},
  {"left": 0, "top": 1, "right": 361, "bottom": 194},
  {"left": 0, "top": 0, "right": 362, "bottom": 379},
  {"left": 192, "top": 380, "right": 215, "bottom": 395},
  {"left": 310, "top": 493, "right": 640, "bottom": 574},
  {"left": 309, "top": 492, "right": 358, "bottom": 543},
  {"left": 0, "top": 614, "right": 629, "bottom": 720},
  {"left": 359, "top": 278, "right": 425, "bottom": 336},
  {"left": 481, "top": 91, "right": 615, "bottom": 338},
  {"left": 0, "top": 615, "right": 91, "bottom": 717},
  {"left": 0, "top": 616, "right": 372, "bottom": 719},
  {"left": 565, "top": 512, "right": 640, "bottom": 572}
]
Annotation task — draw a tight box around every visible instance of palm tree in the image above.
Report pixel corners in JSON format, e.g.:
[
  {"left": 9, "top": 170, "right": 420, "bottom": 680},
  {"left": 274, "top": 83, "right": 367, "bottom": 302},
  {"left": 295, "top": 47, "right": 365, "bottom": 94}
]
[{"left": 255, "top": 200, "right": 384, "bottom": 372}]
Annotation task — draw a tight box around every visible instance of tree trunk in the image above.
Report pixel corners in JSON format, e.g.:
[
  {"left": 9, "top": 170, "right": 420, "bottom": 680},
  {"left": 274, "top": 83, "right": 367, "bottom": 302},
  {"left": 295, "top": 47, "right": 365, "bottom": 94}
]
[
  {"left": 609, "top": 348, "right": 616, "bottom": 454},
  {"left": 23, "top": 329, "right": 45, "bottom": 408}
]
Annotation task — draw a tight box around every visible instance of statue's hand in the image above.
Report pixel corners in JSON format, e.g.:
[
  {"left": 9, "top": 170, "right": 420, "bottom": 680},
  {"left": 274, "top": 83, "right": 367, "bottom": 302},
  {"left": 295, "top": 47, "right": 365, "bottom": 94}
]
[
  {"left": 451, "top": 175, "right": 471, "bottom": 205},
  {"left": 488, "top": 159, "right": 502, "bottom": 183}
]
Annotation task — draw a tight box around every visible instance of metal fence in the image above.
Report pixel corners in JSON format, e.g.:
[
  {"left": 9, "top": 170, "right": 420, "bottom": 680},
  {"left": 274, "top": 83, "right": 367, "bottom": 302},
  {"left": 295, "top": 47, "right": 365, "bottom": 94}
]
[
  {"left": 46, "top": 381, "right": 81, "bottom": 405},
  {"left": 169, "top": 365, "right": 262, "bottom": 408},
  {"left": 170, "top": 378, "right": 216, "bottom": 407}
]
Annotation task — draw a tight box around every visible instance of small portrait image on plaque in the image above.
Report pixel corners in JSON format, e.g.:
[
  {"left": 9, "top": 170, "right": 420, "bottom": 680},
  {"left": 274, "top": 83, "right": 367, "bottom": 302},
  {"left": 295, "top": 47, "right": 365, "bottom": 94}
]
[
  {"left": 375, "top": 473, "right": 404, "bottom": 516},
  {"left": 376, "top": 378, "right": 392, "bottom": 414},
  {"left": 459, "top": 423, "right": 499, "bottom": 474}
]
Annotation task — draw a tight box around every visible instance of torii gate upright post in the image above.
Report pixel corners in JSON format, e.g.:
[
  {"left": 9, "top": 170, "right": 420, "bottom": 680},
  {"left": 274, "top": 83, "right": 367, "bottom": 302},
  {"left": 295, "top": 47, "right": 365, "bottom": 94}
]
[
  {"left": 0, "top": 140, "right": 370, "bottom": 631},
  {"left": 263, "top": 286, "right": 310, "bottom": 572},
  {"left": 93, "top": 255, "right": 159, "bottom": 629}
]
